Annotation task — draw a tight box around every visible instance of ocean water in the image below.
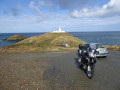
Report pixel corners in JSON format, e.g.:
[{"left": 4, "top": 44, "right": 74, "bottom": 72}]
[
  {"left": 0, "top": 31, "right": 120, "bottom": 47},
  {"left": 71, "top": 31, "right": 120, "bottom": 46}
]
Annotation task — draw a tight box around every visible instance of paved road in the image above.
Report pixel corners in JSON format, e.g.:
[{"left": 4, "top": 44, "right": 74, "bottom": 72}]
[
  {"left": 43, "top": 51, "right": 120, "bottom": 90},
  {"left": 0, "top": 51, "right": 120, "bottom": 90}
]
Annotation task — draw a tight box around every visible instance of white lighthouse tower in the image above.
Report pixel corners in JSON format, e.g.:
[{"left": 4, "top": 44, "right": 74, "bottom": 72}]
[
  {"left": 52, "top": 26, "right": 65, "bottom": 33},
  {"left": 59, "top": 26, "right": 62, "bottom": 32}
]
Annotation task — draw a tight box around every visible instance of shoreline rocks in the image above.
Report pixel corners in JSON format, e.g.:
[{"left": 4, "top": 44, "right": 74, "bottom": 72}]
[
  {"left": 105, "top": 45, "right": 120, "bottom": 51},
  {"left": 0, "top": 47, "right": 5, "bottom": 51}
]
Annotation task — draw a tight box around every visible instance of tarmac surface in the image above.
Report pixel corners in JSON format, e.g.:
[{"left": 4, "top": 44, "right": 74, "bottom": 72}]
[{"left": 0, "top": 50, "right": 120, "bottom": 90}]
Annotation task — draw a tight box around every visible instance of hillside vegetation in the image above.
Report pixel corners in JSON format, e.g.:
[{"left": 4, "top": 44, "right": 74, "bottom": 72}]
[
  {"left": 1, "top": 33, "right": 120, "bottom": 53},
  {"left": 17, "top": 32, "right": 86, "bottom": 47},
  {"left": 105, "top": 45, "right": 120, "bottom": 51},
  {"left": 1, "top": 32, "right": 86, "bottom": 53},
  {"left": 4, "top": 35, "right": 27, "bottom": 41}
]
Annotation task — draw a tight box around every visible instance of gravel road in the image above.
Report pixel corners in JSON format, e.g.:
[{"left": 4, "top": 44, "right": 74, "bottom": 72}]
[{"left": 0, "top": 51, "right": 120, "bottom": 90}]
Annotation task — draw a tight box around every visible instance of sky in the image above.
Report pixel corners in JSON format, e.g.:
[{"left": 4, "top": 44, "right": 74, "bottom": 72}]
[{"left": 0, "top": 0, "right": 120, "bottom": 33}]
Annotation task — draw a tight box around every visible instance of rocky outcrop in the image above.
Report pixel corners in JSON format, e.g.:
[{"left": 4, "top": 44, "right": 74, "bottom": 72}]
[
  {"left": 105, "top": 45, "right": 120, "bottom": 51},
  {"left": 3, "top": 35, "right": 27, "bottom": 41}
]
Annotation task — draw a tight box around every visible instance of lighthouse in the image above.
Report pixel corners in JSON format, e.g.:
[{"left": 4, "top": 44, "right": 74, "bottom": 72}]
[
  {"left": 52, "top": 26, "right": 65, "bottom": 33},
  {"left": 59, "top": 26, "right": 62, "bottom": 32}
]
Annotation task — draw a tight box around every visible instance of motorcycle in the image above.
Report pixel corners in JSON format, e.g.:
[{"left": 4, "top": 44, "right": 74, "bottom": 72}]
[{"left": 78, "top": 44, "right": 97, "bottom": 79}]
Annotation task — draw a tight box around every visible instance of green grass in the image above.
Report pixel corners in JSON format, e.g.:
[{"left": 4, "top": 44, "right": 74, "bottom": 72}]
[
  {"left": 14, "top": 43, "right": 34, "bottom": 47},
  {"left": 37, "top": 43, "right": 53, "bottom": 47},
  {"left": 17, "top": 32, "right": 86, "bottom": 47},
  {"left": 2, "top": 32, "right": 86, "bottom": 53},
  {"left": 5, "top": 35, "right": 27, "bottom": 41}
]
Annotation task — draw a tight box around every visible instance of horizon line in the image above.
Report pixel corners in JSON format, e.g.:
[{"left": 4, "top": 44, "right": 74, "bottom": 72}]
[{"left": 1, "top": 30, "right": 120, "bottom": 33}]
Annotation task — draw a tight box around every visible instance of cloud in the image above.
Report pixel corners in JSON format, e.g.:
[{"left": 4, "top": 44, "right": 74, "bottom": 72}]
[
  {"left": 29, "top": 1, "right": 49, "bottom": 22},
  {"left": 11, "top": 5, "right": 25, "bottom": 16},
  {"left": 28, "top": 0, "right": 91, "bottom": 22},
  {"left": 1, "top": 14, "right": 120, "bottom": 33},
  {"left": 29, "top": 1, "right": 41, "bottom": 15},
  {"left": 71, "top": 0, "right": 120, "bottom": 18},
  {"left": 38, "top": 0, "right": 53, "bottom": 10},
  {"left": 55, "top": 0, "right": 89, "bottom": 10},
  {"left": 3, "top": 5, "right": 25, "bottom": 16},
  {"left": 11, "top": 8, "right": 20, "bottom": 16},
  {"left": 37, "top": 0, "right": 91, "bottom": 11}
]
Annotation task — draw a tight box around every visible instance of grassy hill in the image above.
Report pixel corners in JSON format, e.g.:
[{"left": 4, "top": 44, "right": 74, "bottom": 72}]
[
  {"left": 1, "top": 32, "right": 120, "bottom": 53},
  {"left": 2, "top": 32, "right": 86, "bottom": 53},
  {"left": 17, "top": 32, "right": 86, "bottom": 47}
]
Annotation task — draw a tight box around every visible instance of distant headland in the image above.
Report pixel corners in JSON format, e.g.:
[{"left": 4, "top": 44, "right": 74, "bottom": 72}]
[
  {"left": 0, "top": 30, "right": 120, "bottom": 53},
  {"left": 0, "top": 32, "right": 86, "bottom": 53}
]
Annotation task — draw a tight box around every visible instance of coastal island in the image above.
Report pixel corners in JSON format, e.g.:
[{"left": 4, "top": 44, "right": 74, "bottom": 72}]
[{"left": 3, "top": 34, "right": 27, "bottom": 41}]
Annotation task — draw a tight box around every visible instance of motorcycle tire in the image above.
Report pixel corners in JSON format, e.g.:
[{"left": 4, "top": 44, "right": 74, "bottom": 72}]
[
  {"left": 78, "top": 58, "right": 83, "bottom": 69},
  {"left": 86, "top": 64, "right": 95, "bottom": 79}
]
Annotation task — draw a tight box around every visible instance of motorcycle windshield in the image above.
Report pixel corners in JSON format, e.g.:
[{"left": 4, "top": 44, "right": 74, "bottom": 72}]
[{"left": 89, "top": 44, "right": 96, "bottom": 49}]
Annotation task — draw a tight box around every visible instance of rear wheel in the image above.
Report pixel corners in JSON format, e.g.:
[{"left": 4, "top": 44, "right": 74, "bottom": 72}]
[{"left": 86, "top": 64, "right": 94, "bottom": 79}]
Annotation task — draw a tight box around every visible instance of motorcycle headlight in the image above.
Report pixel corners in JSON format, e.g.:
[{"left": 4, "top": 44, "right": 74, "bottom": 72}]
[{"left": 89, "top": 52, "right": 93, "bottom": 57}]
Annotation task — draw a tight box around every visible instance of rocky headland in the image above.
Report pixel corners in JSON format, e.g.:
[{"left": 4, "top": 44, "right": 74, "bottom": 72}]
[
  {"left": 1, "top": 33, "right": 120, "bottom": 53},
  {"left": 3, "top": 34, "right": 27, "bottom": 41},
  {"left": 1, "top": 32, "right": 86, "bottom": 53}
]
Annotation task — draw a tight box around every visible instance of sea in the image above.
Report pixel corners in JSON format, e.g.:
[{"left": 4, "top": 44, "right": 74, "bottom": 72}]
[{"left": 0, "top": 31, "right": 120, "bottom": 47}]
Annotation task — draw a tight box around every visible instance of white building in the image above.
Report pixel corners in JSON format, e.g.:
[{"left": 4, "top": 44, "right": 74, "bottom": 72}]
[{"left": 52, "top": 26, "right": 65, "bottom": 33}]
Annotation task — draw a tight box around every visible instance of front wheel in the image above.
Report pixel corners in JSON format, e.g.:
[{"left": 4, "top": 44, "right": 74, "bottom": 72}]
[
  {"left": 86, "top": 64, "right": 94, "bottom": 79},
  {"left": 78, "top": 58, "right": 82, "bottom": 68}
]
